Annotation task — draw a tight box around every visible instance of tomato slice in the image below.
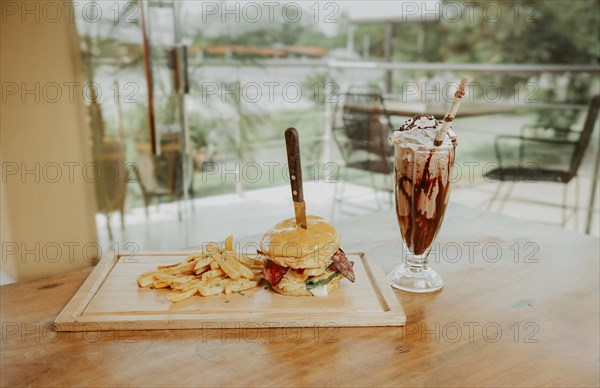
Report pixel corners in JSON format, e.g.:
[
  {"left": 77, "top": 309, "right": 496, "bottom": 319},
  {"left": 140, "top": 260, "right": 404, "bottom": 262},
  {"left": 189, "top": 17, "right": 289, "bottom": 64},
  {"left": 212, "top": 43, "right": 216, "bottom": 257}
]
[{"left": 261, "top": 260, "right": 288, "bottom": 286}]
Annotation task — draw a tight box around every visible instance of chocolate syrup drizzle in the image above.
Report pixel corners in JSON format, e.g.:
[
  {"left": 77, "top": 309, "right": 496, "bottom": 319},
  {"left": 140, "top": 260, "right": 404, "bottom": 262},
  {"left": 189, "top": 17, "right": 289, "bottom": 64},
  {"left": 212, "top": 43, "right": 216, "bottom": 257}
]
[
  {"left": 399, "top": 114, "right": 457, "bottom": 146},
  {"left": 399, "top": 114, "right": 441, "bottom": 131},
  {"left": 395, "top": 148, "right": 455, "bottom": 256}
]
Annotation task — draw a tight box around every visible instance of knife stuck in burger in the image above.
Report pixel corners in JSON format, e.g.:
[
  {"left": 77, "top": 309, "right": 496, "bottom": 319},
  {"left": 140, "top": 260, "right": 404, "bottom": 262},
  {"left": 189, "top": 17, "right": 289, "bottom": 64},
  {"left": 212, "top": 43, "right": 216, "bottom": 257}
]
[{"left": 258, "top": 128, "right": 356, "bottom": 296}]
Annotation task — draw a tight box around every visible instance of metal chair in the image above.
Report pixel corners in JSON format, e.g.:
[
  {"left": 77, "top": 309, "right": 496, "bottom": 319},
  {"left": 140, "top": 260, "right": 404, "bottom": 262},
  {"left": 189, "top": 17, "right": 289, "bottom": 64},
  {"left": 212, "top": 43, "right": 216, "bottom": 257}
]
[
  {"left": 485, "top": 95, "right": 600, "bottom": 229},
  {"left": 331, "top": 90, "right": 395, "bottom": 217},
  {"left": 133, "top": 133, "right": 195, "bottom": 221},
  {"left": 94, "top": 140, "right": 127, "bottom": 241}
]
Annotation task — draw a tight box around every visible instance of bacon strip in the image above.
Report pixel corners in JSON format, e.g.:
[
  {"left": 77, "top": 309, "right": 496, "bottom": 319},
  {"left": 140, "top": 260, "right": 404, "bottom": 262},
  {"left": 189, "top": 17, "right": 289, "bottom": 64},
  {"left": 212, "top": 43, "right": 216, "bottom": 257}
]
[
  {"left": 261, "top": 260, "right": 288, "bottom": 286},
  {"left": 331, "top": 249, "right": 355, "bottom": 282}
]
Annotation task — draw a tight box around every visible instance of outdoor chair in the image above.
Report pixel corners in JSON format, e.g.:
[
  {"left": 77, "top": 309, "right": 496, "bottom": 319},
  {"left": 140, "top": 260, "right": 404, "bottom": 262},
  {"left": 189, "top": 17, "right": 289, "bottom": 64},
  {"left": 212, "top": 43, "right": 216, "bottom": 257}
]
[
  {"left": 331, "top": 89, "right": 395, "bottom": 217},
  {"left": 484, "top": 95, "right": 599, "bottom": 229},
  {"left": 134, "top": 134, "right": 195, "bottom": 221},
  {"left": 94, "top": 140, "right": 127, "bottom": 241}
]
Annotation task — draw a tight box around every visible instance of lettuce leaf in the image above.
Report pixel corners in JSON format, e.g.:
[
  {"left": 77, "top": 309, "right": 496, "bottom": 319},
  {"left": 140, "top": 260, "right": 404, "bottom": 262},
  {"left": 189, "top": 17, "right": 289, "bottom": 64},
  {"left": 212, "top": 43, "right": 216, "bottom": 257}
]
[{"left": 305, "top": 272, "right": 341, "bottom": 290}]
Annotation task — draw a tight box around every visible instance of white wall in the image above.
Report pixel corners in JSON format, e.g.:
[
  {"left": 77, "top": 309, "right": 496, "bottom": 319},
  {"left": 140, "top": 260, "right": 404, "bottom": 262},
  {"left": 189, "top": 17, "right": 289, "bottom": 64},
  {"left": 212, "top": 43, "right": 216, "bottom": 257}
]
[{"left": 1, "top": 0, "right": 99, "bottom": 281}]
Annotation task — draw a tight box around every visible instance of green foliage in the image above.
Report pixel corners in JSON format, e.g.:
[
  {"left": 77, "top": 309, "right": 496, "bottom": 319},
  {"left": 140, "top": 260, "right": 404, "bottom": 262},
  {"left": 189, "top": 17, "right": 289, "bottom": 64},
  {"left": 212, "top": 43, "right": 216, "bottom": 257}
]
[
  {"left": 430, "top": 0, "right": 600, "bottom": 64},
  {"left": 154, "top": 1, "right": 600, "bottom": 66}
]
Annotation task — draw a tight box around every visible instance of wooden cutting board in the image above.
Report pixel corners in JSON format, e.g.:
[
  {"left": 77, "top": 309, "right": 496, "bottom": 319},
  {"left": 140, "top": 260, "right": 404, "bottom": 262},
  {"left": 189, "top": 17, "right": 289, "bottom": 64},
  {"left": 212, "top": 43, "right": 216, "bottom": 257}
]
[{"left": 54, "top": 252, "right": 405, "bottom": 331}]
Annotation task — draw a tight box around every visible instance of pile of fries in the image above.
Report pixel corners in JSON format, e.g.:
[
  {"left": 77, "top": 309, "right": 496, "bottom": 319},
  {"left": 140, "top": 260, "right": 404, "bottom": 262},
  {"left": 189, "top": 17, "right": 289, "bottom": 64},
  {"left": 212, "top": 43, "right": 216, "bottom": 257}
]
[{"left": 136, "top": 236, "right": 266, "bottom": 302}]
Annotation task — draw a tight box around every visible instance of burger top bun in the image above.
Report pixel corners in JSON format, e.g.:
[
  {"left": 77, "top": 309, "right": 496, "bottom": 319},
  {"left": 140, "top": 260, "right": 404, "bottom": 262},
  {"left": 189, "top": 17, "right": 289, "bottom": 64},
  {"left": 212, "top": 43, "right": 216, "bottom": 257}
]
[{"left": 260, "top": 215, "right": 340, "bottom": 269}]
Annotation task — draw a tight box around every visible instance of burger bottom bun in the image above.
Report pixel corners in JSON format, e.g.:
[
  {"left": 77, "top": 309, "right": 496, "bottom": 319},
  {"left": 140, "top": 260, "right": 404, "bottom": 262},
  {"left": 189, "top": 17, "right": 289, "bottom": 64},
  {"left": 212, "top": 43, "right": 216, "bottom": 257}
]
[{"left": 271, "top": 272, "right": 343, "bottom": 297}]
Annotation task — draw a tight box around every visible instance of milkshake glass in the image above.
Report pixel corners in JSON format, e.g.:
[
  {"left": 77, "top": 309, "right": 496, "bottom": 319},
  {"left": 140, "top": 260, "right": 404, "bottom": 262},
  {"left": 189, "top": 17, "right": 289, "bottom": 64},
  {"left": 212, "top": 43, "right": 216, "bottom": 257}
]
[{"left": 388, "top": 115, "right": 456, "bottom": 293}]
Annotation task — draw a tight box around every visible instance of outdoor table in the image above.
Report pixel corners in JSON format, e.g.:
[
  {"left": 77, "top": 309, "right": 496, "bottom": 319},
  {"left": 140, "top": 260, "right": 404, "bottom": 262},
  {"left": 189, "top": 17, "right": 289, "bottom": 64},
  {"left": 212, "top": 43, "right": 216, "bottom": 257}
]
[
  {"left": 344, "top": 101, "right": 517, "bottom": 118},
  {"left": 1, "top": 204, "right": 598, "bottom": 387}
]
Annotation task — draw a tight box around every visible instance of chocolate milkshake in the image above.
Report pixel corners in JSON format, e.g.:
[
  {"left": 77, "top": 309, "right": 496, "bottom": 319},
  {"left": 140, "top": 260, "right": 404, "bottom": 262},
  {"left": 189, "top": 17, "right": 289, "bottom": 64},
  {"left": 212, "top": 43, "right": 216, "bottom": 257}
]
[
  {"left": 387, "top": 76, "right": 468, "bottom": 293},
  {"left": 390, "top": 115, "right": 456, "bottom": 256}
]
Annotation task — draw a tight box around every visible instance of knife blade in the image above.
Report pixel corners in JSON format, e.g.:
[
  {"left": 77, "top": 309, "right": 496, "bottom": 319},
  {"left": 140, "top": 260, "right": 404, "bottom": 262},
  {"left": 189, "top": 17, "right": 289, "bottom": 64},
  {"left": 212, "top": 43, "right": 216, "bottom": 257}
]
[{"left": 284, "top": 127, "right": 307, "bottom": 229}]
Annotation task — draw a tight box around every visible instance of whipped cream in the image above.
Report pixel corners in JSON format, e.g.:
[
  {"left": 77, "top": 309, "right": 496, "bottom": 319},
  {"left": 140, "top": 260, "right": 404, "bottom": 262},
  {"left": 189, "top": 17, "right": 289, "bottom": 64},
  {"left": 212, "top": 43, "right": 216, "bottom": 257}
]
[{"left": 390, "top": 114, "right": 454, "bottom": 149}]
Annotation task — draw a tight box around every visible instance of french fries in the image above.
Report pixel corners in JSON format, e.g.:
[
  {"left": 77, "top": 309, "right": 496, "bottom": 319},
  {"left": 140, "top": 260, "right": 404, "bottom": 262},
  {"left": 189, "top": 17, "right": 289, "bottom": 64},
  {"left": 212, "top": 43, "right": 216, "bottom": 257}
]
[
  {"left": 194, "top": 257, "right": 211, "bottom": 274},
  {"left": 167, "top": 286, "right": 199, "bottom": 303},
  {"left": 153, "top": 279, "right": 171, "bottom": 289},
  {"left": 219, "top": 252, "right": 255, "bottom": 280},
  {"left": 199, "top": 277, "right": 231, "bottom": 296},
  {"left": 224, "top": 234, "right": 234, "bottom": 251},
  {"left": 225, "top": 278, "right": 259, "bottom": 294},
  {"left": 201, "top": 268, "right": 225, "bottom": 281},
  {"left": 171, "top": 279, "right": 203, "bottom": 291},
  {"left": 136, "top": 236, "right": 265, "bottom": 303}
]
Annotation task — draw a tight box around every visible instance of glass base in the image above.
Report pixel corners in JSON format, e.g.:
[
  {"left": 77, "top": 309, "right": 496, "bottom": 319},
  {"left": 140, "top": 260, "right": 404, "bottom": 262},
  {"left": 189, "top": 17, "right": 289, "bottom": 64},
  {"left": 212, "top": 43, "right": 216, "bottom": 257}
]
[{"left": 387, "top": 264, "right": 444, "bottom": 293}]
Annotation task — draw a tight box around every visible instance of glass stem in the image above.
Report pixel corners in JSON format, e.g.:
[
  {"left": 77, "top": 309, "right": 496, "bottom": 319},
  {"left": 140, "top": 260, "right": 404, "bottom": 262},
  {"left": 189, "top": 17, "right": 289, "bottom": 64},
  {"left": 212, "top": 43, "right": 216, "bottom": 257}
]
[{"left": 406, "top": 251, "right": 429, "bottom": 271}]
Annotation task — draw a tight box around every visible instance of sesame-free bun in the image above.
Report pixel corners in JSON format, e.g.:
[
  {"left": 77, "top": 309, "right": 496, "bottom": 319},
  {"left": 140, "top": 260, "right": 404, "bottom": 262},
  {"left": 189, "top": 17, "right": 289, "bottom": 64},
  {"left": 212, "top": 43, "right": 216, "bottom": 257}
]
[{"left": 260, "top": 215, "right": 340, "bottom": 269}]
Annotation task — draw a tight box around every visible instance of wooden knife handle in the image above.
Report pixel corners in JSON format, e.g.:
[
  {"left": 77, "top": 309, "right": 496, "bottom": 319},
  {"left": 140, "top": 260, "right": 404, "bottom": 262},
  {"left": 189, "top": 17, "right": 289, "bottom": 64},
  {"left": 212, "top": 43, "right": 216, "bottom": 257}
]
[{"left": 285, "top": 127, "right": 304, "bottom": 202}]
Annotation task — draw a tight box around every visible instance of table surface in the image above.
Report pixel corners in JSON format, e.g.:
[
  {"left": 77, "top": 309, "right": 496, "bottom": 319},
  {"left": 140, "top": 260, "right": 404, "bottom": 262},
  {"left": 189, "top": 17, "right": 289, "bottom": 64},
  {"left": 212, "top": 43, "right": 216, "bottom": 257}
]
[
  {"left": 345, "top": 101, "right": 517, "bottom": 118},
  {"left": 1, "top": 204, "right": 599, "bottom": 387}
]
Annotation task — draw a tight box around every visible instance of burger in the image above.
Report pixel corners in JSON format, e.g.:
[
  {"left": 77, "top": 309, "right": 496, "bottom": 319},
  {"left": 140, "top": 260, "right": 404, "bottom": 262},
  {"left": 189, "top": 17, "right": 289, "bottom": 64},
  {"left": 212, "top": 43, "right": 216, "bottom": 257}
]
[{"left": 259, "top": 215, "right": 355, "bottom": 296}]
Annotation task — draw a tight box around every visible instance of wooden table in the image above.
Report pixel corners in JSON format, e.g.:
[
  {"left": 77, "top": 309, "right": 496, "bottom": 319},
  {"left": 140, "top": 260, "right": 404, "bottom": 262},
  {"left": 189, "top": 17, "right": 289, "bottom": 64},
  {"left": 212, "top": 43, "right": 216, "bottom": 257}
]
[
  {"left": 1, "top": 204, "right": 598, "bottom": 387},
  {"left": 344, "top": 101, "right": 517, "bottom": 118}
]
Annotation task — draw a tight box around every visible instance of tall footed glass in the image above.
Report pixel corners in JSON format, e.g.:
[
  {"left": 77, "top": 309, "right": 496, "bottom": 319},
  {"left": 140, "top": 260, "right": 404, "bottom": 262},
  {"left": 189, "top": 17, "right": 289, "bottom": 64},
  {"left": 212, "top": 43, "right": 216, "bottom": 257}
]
[{"left": 387, "top": 143, "right": 455, "bottom": 293}]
